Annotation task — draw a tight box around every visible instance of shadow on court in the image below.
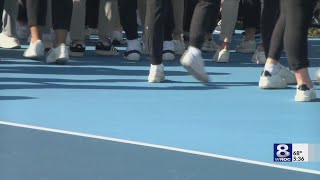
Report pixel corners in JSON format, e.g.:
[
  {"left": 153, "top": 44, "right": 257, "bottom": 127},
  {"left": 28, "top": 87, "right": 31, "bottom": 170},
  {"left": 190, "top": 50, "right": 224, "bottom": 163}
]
[
  {"left": 0, "top": 96, "right": 36, "bottom": 101},
  {"left": 0, "top": 124, "right": 319, "bottom": 180}
]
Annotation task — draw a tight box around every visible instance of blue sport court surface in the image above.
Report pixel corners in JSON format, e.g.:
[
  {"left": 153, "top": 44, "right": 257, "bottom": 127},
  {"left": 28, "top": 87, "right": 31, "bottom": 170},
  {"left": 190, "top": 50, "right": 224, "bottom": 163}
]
[{"left": 0, "top": 33, "right": 320, "bottom": 179}]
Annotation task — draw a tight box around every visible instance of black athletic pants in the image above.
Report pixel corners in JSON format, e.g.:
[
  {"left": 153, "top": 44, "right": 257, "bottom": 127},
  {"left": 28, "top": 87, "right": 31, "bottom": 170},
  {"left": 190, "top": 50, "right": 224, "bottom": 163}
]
[
  {"left": 0, "top": 0, "right": 4, "bottom": 19},
  {"left": 26, "top": 0, "right": 73, "bottom": 30},
  {"left": 261, "top": 0, "right": 314, "bottom": 71},
  {"left": 17, "top": 0, "right": 28, "bottom": 23},
  {"left": 183, "top": 0, "right": 216, "bottom": 35},
  {"left": 241, "top": 0, "right": 261, "bottom": 29},
  {"left": 145, "top": 0, "right": 174, "bottom": 65},
  {"left": 189, "top": 0, "right": 221, "bottom": 48},
  {"left": 0, "top": 0, "right": 3, "bottom": 31},
  {"left": 183, "top": 0, "right": 198, "bottom": 33},
  {"left": 85, "top": 0, "right": 99, "bottom": 29},
  {"left": 118, "top": 0, "right": 138, "bottom": 40}
]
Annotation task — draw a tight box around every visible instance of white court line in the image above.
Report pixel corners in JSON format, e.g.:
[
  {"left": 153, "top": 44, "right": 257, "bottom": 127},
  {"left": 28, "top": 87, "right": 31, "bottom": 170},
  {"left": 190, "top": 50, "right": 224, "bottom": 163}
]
[{"left": 1, "top": 121, "right": 320, "bottom": 175}]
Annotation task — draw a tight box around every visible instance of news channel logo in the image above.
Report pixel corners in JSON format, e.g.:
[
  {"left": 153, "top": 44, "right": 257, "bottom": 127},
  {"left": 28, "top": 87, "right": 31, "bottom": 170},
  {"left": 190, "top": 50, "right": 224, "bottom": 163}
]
[
  {"left": 274, "top": 143, "right": 320, "bottom": 162},
  {"left": 274, "top": 144, "right": 292, "bottom": 162}
]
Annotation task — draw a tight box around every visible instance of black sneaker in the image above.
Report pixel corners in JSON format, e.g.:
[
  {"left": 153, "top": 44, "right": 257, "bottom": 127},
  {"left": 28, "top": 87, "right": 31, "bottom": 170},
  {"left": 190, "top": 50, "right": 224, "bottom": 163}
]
[
  {"left": 95, "top": 42, "right": 118, "bottom": 56},
  {"left": 69, "top": 42, "right": 85, "bottom": 57}
]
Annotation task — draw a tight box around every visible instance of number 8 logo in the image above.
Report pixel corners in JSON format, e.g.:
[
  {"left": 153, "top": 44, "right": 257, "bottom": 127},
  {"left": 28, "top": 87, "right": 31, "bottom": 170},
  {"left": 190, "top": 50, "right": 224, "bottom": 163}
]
[{"left": 276, "top": 144, "right": 290, "bottom": 158}]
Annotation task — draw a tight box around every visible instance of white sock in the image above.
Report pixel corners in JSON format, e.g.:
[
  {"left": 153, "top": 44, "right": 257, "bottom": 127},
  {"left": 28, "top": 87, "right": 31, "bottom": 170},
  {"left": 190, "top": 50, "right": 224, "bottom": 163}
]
[
  {"left": 264, "top": 63, "right": 282, "bottom": 75},
  {"left": 151, "top": 63, "right": 164, "bottom": 70}
]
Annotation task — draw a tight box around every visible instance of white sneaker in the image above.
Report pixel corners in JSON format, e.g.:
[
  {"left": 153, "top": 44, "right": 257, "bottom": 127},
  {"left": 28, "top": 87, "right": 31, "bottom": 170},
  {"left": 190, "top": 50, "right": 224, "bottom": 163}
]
[
  {"left": 23, "top": 40, "right": 45, "bottom": 59},
  {"left": 316, "top": 69, "right": 320, "bottom": 83},
  {"left": 251, "top": 49, "right": 266, "bottom": 64},
  {"left": 46, "top": 43, "right": 69, "bottom": 64},
  {"left": 259, "top": 70, "right": 287, "bottom": 89},
  {"left": 148, "top": 64, "right": 165, "bottom": 83},
  {"left": 279, "top": 65, "right": 296, "bottom": 84},
  {"left": 213, "top": 49, "right": 230, "bottom": 63},
  {"left": 180, "top": 47, "right": 209, "bottom": 83},
  {"left": 295, "top": 84, "right": 317, "bottom": 102},
  {"left": 0, "top": 33, "right": 20, "bottom": 49},
  {"left": 124, "top": 39, "right": 141, "bottom": 61},
  {"left": 162, "top": 41, "right": 175, "bottom": 61},
  {"left": 201, "top": 39, "right": 219, "bottom": 52},
  {"left": 236, "top": 39, "right": 256, "bottom": 53},
  {"left": 173, "top": 39, "right": 186, "bottom": 55}
]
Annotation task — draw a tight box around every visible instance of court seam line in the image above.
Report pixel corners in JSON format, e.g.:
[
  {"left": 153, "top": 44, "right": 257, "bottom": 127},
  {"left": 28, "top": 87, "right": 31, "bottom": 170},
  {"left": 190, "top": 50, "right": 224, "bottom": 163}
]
[{"left": 1, "top": 120, "right": 319, "bottom": 175}]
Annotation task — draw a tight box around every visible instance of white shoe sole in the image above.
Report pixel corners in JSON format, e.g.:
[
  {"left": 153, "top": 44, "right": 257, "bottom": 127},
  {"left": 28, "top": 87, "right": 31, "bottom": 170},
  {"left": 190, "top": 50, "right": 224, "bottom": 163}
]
[
  {"left": 125, "top": 53, "right": 140, "bottom": 61},
  {"left": 46, "top": 57, "right": 68, "bottom": 65},
  {"left": 216, "top": 58, "right": 229, "bottom": 63},
  {"left": 0, "top": 44, "right": 21, "bottom": 49},
  {"left": 148, "top": 78, "right": 165, "bottom": 83},
  {"left": 213, "top": 56, "right": 229, "bottom": 63},
  {"left": 148, "top": 76, "right": 165, "bottom": 83},
  {"left": 295, "top": 93, "right": 316, "bottom": 102},
  {"left": 23, "top": 55, "right": 44, "bottom": 60},
  {"left": 23, "top": 51, "right": 45, "bottom": 60},
  {"left": 259, "top": 77, "right": 287, "bottom": 89},
  {"left": 181, "top": 63, "right": 209, "bottom": 83}
]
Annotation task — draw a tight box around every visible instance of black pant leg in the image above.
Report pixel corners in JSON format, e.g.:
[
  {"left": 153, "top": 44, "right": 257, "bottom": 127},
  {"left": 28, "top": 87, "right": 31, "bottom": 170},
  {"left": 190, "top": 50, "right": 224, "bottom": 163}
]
[
  {"left": 0, "top": 0, "right": 4, "bottom": 18},
  {"left": 163, "top": 0, "right": 174, "bottom": 41},
  {"left": 17, "top": 0, "right": 28, "bottom": 23},
  {"left": 284, "top": 0, "right": 313, "bottom": 71},
  {"left": 26, "top": 0, "right": 47, "bottom": 27},
  {"left": 189, "top": 0, "right": 221, "bottom": 48},
  {"left": 85, "top": 0, "right": 99, "bottom": 28},
  {"left": 118, "top": 0, "right": 138, "bottom": 40},
  {"left": 242, "top": 0, "right": 261, "bottom": 29},
  {"left": 261, "top": 0, "right": 280, "bottom": 59},
  {"left": 145, "top": 0, "right": 165, "bottom": 65},
  {"left": 267, "top": 0, "right": 285, "bottom": 61},
  {"left": 51, "top": 0, "right": 73, "bottom": 30},
  {"left": 183, "top": 0, "right": 198, "bottom": 33},
  {"left": 0, "top": 0, "right": 3, "bottom": 29}
]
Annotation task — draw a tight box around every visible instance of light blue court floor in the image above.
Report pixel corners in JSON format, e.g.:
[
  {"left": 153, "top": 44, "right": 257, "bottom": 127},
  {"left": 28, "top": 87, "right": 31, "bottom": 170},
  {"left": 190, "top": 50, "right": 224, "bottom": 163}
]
[{"left": 0, "top": 34, "right": 320, "bottom": 180}]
